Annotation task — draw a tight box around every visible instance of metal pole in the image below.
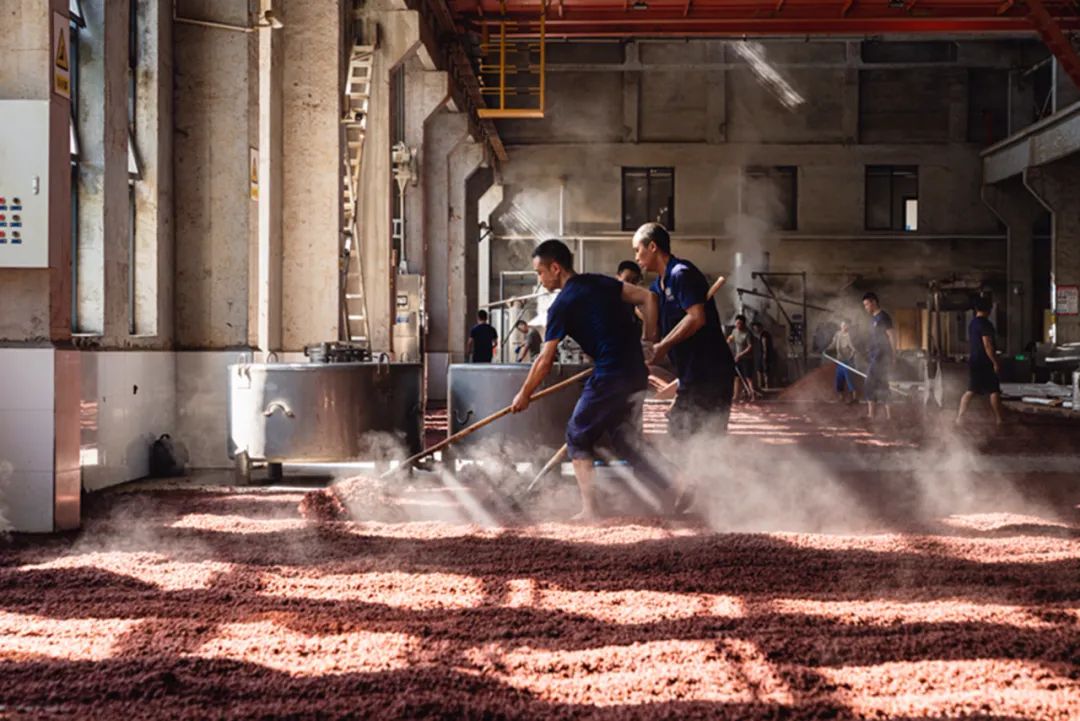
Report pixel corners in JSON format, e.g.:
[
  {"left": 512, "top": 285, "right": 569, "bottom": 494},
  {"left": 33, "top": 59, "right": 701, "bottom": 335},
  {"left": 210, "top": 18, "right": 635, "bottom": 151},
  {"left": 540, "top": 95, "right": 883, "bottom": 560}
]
[{"left": 802, "top": 271, "right": 809, "bottom": 370}]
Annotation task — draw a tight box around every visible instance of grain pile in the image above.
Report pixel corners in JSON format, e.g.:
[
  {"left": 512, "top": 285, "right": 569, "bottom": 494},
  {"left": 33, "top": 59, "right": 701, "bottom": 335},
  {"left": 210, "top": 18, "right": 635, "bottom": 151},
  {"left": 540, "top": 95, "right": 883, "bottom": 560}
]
[{"left": 1, "top": 405, "right": 1078, "bottom": 719}]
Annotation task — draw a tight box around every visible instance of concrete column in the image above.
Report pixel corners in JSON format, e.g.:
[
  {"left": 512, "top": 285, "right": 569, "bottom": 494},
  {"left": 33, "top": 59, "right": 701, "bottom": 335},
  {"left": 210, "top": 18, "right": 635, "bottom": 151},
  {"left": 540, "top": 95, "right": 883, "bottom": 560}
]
[
  {"left": 101, "top": 0, "right": 132, "bottom": 341},
  {"left": 422, "top": 110, "right": 468, "bottom": 357},
  {"left": 403, "top": 58, "right": 449, "bottom": 274},
  {"left": 1024, "top": 156, "right": 1080, "bottom": 343},
  {"left": 173, "top": 2, "right": 255, "bottom": 348},
  {"left": 947, "top": 68, "right": 969, "bottom": 143},
  {"left": 279, "top": 0, "right": 344, "bottom": 350},
  {"left": 705, "top": 68, "right": 725, "bottom": 144},
  {"left": 982, "top": 178, "right": 1043, "bottom": 354},
  {"left": 359, "top": 8, "right": 421, "bottom": 352},
  {"left": 622, "top": 41, "right": 639, "bottom": 143},
  {"left": 841, "top": 44, "right": 860, "bottom": 144},
  {"left": 476, "top": 182, "right": 505, "bottom": 308},
  {"left": 447, "top": 139, "right": 485, "bottom": 360},
  {"left": 256, "top": 0, "right": 283, "bottom": 352}
]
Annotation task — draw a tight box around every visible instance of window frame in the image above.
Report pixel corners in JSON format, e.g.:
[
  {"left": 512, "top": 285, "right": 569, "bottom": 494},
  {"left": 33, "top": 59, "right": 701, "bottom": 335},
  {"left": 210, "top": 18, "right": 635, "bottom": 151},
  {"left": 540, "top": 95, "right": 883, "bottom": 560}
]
[
  {"left": 621, "top": 166, "right": 676, "bottom": 232},
  {"left": 742, "top": 165, "right": 798, "bottom": 232},
  {"left": 865, "top": 165, "right": 919, "bottom": 232}
]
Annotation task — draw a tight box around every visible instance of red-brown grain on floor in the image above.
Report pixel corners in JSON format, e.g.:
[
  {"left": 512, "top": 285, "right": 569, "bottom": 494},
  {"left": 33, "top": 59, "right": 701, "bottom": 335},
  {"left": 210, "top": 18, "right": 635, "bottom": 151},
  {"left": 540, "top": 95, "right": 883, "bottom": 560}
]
[{"left": 2, "top": 403, "right": 1078, "bottom": 720}]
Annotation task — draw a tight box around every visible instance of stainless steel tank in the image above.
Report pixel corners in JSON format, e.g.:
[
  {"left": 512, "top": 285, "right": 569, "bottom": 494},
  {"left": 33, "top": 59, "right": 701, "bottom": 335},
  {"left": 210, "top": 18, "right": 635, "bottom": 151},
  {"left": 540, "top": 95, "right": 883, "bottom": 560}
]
[
  {"left": 227, "top": 361, "right": 423, "bottom": 476},
  {"left": 447, "top": 363, "right": 590, "bottom": 462}
]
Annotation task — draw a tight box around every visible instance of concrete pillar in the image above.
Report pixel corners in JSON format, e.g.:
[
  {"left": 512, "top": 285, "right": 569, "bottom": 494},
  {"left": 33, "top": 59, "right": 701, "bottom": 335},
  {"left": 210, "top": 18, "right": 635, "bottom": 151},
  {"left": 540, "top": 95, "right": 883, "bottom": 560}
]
[
  {"left": 841, "top": 43, "right": 860, "bottom": 144},
  {"left": 1024, "top": 156, "right": 1080, "bottom": 343},
  {"left": 403, "top": 58, "right": 449, "bottom": 275},
  {"left": 982, "top": 178, "right": 1043, "bottom": 354},
  {"left": 476, "top": 182, "right": 505, "bottom": 308},
  {"left": 422, "top": 110, "right": 468, "bottom": 379},
  {"left": 279, "top": 0, "right": 343, "bottom": 350},
  {"left": 446, "top": 140, "right": 485, "bottom": 363},
  {"left": 257, "top": 0, "right": 283, "bottom": 352},
  {"left": 622, "top": 41, "right": 639, "bottom": 143},
  {"left": 359, "top": 8, "right": 421, "bottom": 352},
  {"left": 173, "top": 2, "right": 255, "bottom": 348}
]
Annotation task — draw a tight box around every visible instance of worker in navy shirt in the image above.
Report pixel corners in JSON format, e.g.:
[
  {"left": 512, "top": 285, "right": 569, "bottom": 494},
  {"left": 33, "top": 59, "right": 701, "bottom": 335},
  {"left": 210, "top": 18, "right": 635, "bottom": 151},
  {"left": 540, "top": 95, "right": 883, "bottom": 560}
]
[
  {"left": 510, "top": 239, "right": 675, "bottom": 520},
  {"left": 633, "top": 223, "right": 735, "bottom": 511},
  {"left": 467, "top": 310, "right": 498, "bottom": 363},
  {"left": 956, "top": 296, "right": 1004, "bottom": 425},
  {"left": 861, "top": 291, "right": 895, "bottom": 420}
]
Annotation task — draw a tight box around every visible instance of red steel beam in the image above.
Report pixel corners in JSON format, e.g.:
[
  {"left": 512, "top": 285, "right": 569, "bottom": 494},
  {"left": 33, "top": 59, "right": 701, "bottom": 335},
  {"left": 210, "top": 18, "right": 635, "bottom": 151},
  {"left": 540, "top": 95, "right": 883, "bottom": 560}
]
[{"left": 1026, "top": 0, "right": 1080, "bottom": 90}]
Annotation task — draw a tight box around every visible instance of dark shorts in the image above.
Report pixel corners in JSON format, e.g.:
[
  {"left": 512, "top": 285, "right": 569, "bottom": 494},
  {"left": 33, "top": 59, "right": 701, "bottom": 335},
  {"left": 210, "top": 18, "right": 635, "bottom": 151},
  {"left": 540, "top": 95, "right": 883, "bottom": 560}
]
[
  {"left": 835, "top": 365, "right": 855, "bottom": 392},
  {"left": 735, "top": 358, "right": 755, "bottom": 380},
  {"left": 969, "top": 364, "right": 1001, "bottom": 395},
  {"left": 668, "top": 377, "right": 734, "bottom": 441},
  {"left": 565, "top": 373, "right": 647, "bottom": 460},
  {"left": 864, "top": 358, "right": 890, "bottom": 402}
]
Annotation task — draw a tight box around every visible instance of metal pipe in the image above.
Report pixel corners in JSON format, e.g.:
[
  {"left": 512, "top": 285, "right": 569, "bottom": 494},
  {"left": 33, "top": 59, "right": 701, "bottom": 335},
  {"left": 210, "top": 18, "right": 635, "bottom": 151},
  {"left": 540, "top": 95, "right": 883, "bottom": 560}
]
[
  {"left": 802, "top": 271, "right": 809, "bottom": 370},
  {"left": 735, "top": 287, "right": 837, "bottom": 314},
  {"left": 822, "top": 352, "right": 866, "bottom": 378},
  {"left": 496, "top": 233, "right": 1007, "bottom": 242},
  {"left": 481, "top": 290, "right": 546, "bottom": 309}
]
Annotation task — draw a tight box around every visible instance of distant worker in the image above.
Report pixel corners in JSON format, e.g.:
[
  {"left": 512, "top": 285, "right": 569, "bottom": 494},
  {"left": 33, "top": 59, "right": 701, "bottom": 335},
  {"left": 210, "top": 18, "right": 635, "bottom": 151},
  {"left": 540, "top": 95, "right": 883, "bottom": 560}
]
[
  {"left": 751, "top": 320, "right": 774, "bottom": 391},
  {"left": 511, "top": 239, "right": 675, "bottom": 521},
  {"left": 862, "top": 292, "right": 896, "bottom": 420},
  {"left": 826, "top": 319, "right": 858, "bottom": 404},
  {"left": 513, "top": 319, "right": 543, "bottom": 363},
  {"left": 467, "top": 310, "right": 498, "bottom": 363},
  {"left": 956, "top": 297, "right": 1004, "bottom": 426},
  {"left": 616, "top": 260, "right": 643, "bottom": 286},
  {"left": 727, "top": 315, "right": 757, "bottom": 403},
  {"left": 633, "top": 223, "right": 736, "bottom": 510}
]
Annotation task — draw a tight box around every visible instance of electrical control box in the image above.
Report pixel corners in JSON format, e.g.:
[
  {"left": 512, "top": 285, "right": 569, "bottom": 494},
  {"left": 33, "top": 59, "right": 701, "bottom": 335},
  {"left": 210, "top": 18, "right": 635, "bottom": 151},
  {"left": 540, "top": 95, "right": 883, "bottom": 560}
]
[{"left": 0, "top": 100, "right": 50, "bottom": 268}]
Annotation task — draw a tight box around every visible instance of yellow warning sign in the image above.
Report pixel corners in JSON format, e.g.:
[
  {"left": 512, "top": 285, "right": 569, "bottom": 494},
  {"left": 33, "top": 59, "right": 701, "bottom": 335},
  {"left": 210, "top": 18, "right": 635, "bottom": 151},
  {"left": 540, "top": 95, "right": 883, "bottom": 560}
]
[
  {"left": 56, "top": 32, "right": 69, "bottom": 71},
  {"left": 52, "top": 13, "right": 71, "bottom": 99}
]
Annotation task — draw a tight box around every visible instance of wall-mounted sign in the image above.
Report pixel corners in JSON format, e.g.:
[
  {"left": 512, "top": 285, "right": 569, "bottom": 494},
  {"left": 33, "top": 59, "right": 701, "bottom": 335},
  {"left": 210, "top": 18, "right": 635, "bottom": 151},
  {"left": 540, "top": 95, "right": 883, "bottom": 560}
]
[
  {"left": 52, "top": 13, "right": 71, "bottom": 99},
  {"left": 1056, "top": 285, "right": 1079, "bottom": 316},
  {"left": 249, "top": 148, "right": 259, "bottom": 200}
]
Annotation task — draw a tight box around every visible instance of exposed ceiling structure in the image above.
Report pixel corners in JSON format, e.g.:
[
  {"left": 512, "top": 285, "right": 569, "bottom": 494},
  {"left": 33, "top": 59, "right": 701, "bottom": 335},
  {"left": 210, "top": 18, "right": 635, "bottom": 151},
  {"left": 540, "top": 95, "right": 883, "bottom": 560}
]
[{"left": 448, "top": 0, "right": 1080, "bottom": 37}]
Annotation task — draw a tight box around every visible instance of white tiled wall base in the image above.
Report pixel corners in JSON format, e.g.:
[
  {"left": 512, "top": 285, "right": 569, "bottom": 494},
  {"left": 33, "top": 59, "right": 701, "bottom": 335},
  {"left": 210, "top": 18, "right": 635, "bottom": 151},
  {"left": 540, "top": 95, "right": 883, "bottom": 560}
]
[
  {"left": 0, "top": 348, "right": 58, "bottom": 532},
  {"left": 176, "top": 351, "right": 253, "bottom": 469},
  {"left": 80, "top": 352, "right": 178, "bottom": 492}
]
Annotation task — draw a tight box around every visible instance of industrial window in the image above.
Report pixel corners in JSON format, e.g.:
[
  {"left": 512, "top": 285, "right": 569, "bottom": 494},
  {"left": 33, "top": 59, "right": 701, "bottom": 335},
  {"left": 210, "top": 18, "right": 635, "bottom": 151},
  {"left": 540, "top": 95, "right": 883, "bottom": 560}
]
[
  {"left": 742, "top": 166, "right": 797, "bottom": 231},
  {"left": 865, "top": 165, "right": 918, "bottom": 232},
  {"left": 622, "top": 167, "right": 674, "bottom": 231},
  {"left": 69, "top": 0, "right": 85, "bottom": 27}
]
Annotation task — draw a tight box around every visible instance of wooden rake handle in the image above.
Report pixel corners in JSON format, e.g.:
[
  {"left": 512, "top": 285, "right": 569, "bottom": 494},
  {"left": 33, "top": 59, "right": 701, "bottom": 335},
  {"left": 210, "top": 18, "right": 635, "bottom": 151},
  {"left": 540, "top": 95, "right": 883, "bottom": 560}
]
[{"left": 382, "top": 367, "right": 594, "bottom": 478}]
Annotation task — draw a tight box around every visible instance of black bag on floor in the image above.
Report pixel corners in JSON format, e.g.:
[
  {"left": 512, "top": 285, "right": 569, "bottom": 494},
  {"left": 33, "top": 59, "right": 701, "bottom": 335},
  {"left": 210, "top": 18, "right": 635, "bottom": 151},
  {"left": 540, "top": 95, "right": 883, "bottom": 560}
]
[{"left": 150, "top": 434, "right": 189, "bottom": 478}]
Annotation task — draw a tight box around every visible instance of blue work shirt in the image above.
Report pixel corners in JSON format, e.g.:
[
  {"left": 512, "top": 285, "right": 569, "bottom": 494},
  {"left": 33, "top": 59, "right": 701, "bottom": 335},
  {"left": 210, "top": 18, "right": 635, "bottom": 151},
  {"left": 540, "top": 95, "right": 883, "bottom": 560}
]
[
  {"left": 868, "top": 310, "right": 894, "bottom": 362},
  {"left": 650, "top": 256, "right": 735, "bottom": 388},
  {"left": 968, "top": 315, "right": 995, "bottom": 369},
  {"left": 545, "top": 274, "right": 647, "bottom": 381}
]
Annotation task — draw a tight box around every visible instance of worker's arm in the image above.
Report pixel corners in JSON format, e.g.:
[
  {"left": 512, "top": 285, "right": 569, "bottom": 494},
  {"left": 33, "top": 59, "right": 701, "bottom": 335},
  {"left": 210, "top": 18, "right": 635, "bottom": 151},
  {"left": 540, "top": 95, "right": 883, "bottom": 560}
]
[
  {"left": 466, "top": 337, "right": 474, "bottom": 360},
  {"left": 652, "top": 303, "right": 706, "bottom": 365},
  {"left": 511, "top": 339, "right": 559, "bottom": 413},
  {"left": 982, "top": 334, "right": 1000, "bottom": 374},
  {"left": 885, "top": 328, "right": 898, "bottom": 358},
  {"left": 620, "top": 281, "right": 659, "bottom": 342}
]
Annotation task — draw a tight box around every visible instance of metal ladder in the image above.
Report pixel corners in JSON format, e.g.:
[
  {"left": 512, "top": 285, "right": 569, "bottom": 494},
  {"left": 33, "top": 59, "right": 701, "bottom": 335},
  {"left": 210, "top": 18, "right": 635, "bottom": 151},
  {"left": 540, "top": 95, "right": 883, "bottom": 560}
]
[{"left": 340, "top": 43, "right": 375, "bottom": 345}]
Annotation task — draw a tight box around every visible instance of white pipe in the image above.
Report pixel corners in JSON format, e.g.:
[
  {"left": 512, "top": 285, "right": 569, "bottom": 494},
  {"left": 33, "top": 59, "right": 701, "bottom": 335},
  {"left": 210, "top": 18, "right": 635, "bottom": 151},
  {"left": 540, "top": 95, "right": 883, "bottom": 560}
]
[{"left": 558, "top": 178, "right": 566, "bottom": 238}]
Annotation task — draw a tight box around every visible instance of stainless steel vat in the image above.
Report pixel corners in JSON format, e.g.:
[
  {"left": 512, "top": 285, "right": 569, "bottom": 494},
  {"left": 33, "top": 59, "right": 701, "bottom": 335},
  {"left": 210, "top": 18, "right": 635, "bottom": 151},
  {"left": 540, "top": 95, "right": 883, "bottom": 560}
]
[
  {"left": 447, "top": 363, "right": 590, "bottom": 462},
  {"left": 227, "top": 362, "right": 423, "bottom": 473}
]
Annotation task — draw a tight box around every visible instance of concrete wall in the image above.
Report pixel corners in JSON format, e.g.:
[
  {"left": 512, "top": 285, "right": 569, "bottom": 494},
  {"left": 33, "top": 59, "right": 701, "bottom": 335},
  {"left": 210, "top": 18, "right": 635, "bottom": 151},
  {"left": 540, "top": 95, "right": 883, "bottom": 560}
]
[{"left": 488, "top": 40, "right": 1016, "bottom": 318}]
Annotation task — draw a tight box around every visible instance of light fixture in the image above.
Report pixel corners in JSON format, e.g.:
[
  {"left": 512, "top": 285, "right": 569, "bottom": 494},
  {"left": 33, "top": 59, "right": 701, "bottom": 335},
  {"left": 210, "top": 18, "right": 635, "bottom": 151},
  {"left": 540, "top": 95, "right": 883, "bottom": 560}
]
[{"left": 631, "top": 0, "right": 648, "bottom": 9}]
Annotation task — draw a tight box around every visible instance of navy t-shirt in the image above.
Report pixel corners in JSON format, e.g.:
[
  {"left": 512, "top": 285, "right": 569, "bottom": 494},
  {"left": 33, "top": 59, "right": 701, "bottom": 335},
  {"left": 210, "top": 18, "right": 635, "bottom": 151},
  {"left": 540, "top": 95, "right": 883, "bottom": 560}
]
[
  {"left": 968, "top": 316, "right": 995, "bottom": 368},
  {"left": 545, "top": 274, "right": 646, "bottom": 380},
  {"left": 469, "top": 323, "right": 498, "bottom": 362},
  {"left": 868, "top": 310, "right": 894, "bottom": 362},
  {"left": 650, "top": 256, "right": 735, "bottom": 388}
]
